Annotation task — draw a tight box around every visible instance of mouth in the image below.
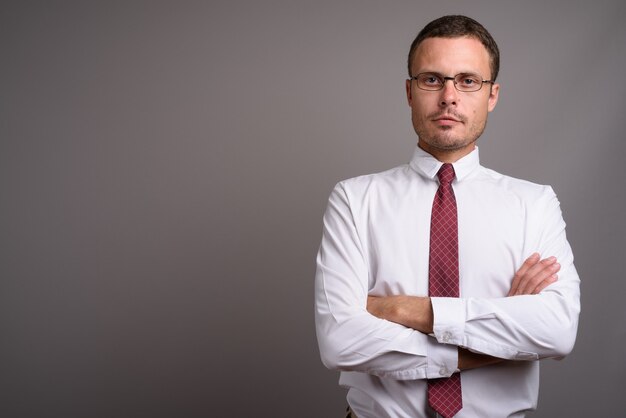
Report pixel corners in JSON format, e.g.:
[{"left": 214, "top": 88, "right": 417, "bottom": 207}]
[
  {"left": 433, "top": 115, "right": 462, "bottom": 123},
  {"left": 432, "top": 115, "right": 462, "bottom": 127}
]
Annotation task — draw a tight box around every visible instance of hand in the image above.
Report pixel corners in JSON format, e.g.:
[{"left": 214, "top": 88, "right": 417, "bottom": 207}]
[{"left": 507, "top": 253, "right": 560, "bottom": 296}]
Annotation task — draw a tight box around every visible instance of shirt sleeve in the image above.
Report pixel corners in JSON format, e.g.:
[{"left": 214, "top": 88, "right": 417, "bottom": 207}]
[
  {"left": 430, "top": 186, "right": 581, "bottom": 360},
  {"left": 315, "top": 183, "right": 457, "bottom": 380}
]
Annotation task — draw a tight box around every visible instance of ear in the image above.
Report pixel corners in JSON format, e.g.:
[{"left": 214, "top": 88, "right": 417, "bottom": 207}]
[
  {"left": 406, "top": 79, "right": 413, "bottom": 107},
  {"left": 487, "top": 83, "right": 500, "bottom": 112}
]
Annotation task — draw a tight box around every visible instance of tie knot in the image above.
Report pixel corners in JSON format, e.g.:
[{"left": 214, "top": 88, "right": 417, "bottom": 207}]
[{"left": 437, "top": 163, "right": 456, "bottom": 185}]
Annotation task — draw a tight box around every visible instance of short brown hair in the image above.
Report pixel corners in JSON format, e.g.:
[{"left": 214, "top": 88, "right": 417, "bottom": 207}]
[{"left": 407, "top": 15, "right": 500, "bottom": 81}]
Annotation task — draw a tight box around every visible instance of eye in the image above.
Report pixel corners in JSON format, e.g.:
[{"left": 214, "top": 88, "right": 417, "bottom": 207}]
[
  {"left": 461, "top": 76, "right": 477, "bottom": 85},
  {"left": 419, "top": 73, "right": 443, "bottom": 86},
  {"left": 456, "top": 74, "right": 482, "bottom": 89}
]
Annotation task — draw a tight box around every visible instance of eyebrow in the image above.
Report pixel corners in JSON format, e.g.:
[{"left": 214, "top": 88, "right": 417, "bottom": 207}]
[{"left": 417, "top": 70, "right": 482, "bottom": 76}]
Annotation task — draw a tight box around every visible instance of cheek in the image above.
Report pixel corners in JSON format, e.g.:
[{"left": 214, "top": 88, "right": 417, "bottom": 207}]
[
  {"left": 411, "top": 102, "right": 426, "bottom": 120},
  {"left": 469, "top": 102, "right": 488, "bottom": 122},
  {"left": 412, "top": 97, "right": 436, "bottom": 117}
]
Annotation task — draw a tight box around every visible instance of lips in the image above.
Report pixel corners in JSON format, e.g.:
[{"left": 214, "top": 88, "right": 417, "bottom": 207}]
[
  {"left": 433, "top": 115, "right": 461, "bottom": 122},
  {"left": 431, "top": 113, "right": 464, "bottom": 127}
]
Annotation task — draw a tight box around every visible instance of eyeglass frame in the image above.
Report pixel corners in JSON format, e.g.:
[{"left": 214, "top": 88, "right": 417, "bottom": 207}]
[{"left": 409, "top": 72, "right": 495, "bottom": 92}]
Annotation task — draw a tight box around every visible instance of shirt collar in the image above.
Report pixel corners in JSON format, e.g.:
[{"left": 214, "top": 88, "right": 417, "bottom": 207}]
[{"left": 409, "top": 145, "right": 480, "bottom": 182}]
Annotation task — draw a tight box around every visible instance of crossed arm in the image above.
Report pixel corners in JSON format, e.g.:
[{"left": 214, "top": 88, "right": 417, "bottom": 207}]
[
  {"left": 315, "top": 184, "right": 580, "bottom": 379},
  {"left": 366, "top": 253, "right": 560, "bottom": 370}
]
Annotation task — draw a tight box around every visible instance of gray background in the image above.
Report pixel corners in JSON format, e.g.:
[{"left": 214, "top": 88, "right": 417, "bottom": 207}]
[{"left": 2, "top": 0, "right": 625, "bottom": 417}]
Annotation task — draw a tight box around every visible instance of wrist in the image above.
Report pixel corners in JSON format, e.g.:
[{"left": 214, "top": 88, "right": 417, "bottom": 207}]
[{"left": 400, "top": 296, "right": 433, "bottom": 334}]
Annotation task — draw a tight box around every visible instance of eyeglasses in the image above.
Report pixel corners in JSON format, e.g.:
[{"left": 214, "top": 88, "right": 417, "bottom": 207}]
[{"left": 410, "top": 72, "right": 494, "bottom": 92}]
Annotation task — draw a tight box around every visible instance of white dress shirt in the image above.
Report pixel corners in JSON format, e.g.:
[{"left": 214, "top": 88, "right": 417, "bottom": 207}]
[{"left": 314, "top": 146, "right": 580, "bottom": 418}]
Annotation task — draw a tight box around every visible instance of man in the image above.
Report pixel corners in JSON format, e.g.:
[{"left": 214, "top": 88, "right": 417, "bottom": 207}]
[{"left": 314, "top": 15, "right": 580, "bottom": 418}]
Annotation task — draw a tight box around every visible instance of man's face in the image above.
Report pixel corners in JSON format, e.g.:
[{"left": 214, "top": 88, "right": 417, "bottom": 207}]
[{"left": 406, "top": 36, "right": 500, "bottom": 161}]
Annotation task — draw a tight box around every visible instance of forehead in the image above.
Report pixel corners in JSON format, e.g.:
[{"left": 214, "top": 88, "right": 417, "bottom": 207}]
[{"left": 411, "top": 36, "right": 491, "bottom": 77}]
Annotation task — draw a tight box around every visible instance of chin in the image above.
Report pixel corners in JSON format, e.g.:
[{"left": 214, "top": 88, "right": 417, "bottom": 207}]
[{"left": 431, "top": 136, "right": 468, "bottom": 150}]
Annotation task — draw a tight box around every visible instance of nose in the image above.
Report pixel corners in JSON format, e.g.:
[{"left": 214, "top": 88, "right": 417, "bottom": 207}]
[{"left": 439, "top": 77, "right": 458, "bottom": 107}]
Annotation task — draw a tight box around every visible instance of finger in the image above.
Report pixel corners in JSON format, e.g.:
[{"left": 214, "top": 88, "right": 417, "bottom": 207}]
[
  {"left": 530, "top": 274, "right": 558, "bottom": 294},
  {"left": 516, "top": 259, "right": 560, "bottom": 295},
  {"left": 515, "top": 259, "right": 556, "bottom": 295},
  {"left": 508, "top": 253, "right": 540, "bottom": 296},
  {"left": 519, "top": 259, "right": 559, "bottom": 295}
]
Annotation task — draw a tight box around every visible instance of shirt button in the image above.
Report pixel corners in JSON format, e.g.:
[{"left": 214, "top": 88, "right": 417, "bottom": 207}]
[
  {"left": 439, "top": 366, "right": 448, "bottom": 376},
  {"left": 442, "top": 332, "right": 452, "bottom": 343}
]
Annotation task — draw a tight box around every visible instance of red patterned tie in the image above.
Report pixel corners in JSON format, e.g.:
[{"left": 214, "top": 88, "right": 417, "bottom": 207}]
[{"left": 427, "top": 163, "right": 462, "bottom": 418}]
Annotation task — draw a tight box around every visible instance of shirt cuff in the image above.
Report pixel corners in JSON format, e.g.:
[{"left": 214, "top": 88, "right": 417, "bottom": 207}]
[
  {"left": 426, "top": 336, "right": 458, "bottom": 378},
  {"left": 431, "top": 297, "right": 467, "bottom": 347}
]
